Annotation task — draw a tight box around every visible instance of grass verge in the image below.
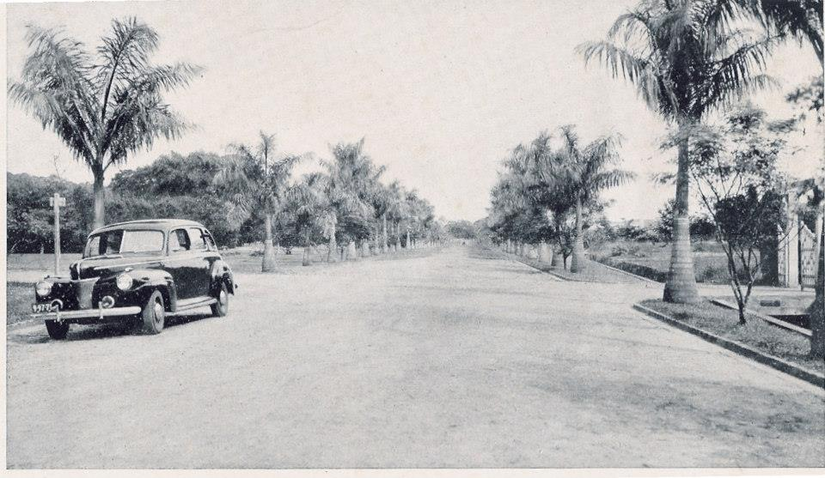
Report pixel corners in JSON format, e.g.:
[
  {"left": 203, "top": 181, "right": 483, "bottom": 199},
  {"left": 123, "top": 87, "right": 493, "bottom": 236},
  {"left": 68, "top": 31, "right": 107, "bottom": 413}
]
[
  {"left": 7, "top": 282, "right": 34, "bottom": 326},
  {"left": 510, "top": 253, "right": 647, "bottom": 284},
  {"left": 639, "top": 298, "right": 824, "bottom": 377},
  {"left": 225, "top": 245, "right": 441, "bottom": 274}
]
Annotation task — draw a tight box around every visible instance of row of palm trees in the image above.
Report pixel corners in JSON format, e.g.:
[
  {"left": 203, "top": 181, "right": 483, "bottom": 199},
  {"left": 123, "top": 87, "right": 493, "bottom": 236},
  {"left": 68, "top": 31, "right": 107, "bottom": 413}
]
[
  {"left": 488, "top": 126, "right": 633, "bottom": 272},
  {"left": 215, "top": 133, "right": 442, "bottom": 272}
]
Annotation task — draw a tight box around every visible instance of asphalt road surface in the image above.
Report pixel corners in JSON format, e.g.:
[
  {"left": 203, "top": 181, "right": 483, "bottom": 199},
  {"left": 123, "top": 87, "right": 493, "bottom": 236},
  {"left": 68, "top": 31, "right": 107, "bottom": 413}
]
[{"left": 6, "top": 246, "right": 825, "bottom": 468}]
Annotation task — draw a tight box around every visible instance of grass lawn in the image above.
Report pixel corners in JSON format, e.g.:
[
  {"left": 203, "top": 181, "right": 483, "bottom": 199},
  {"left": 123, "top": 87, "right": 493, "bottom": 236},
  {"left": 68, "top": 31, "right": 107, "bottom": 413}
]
[
  {"left": 7, "top": 253, "right": 84, "bottom": 271},
  {"left": 6, "top": 282, "right": 34, "bottom": 326},
  {"left": 591, "top": 239, "right": 750, "bottom": 284},
  {"left": 223, "top": 245, "right": 440, "bottom": 274},
  {"left": 640, "top": 298, "right": 823, "bottom": 376}
]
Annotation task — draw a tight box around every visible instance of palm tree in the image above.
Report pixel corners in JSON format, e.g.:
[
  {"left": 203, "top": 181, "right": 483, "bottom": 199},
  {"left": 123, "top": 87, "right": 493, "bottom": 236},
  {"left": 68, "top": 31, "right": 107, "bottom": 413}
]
[
  {"left": 579, "top": 0, "right": 776, "bottom": 301},
  {"left": 214, "top": 132, "right": 302, "bottom": 272},
  {"left": 286, "top": 172, "right": 336, "bottom": 265},
  {"left": 8, "top": 18, "right": 201, "bottom": 229},
  {"left": 551, "top": 126, "right": 633, "bottom": 272}
]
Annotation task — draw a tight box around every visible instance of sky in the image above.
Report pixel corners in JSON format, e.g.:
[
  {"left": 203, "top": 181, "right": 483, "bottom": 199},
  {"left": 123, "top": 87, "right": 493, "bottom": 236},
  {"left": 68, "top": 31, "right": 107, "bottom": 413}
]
[{"left": 4, "top": 0, "right": 823, "bottom": 222}]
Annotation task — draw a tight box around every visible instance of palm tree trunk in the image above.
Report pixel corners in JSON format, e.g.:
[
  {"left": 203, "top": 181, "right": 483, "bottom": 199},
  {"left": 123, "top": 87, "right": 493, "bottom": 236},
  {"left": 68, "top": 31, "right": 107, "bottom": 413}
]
[
  {"left": 382, "top": 214, "right": 388, "bottom": 253},
  {"left": 406, "top": 230, "right": 411, "bottom": 249},
  {"left": 302, "top": 247, "right": 310, "bottom": 266},
  {"left": 663, "top": 121, "right": 700, "bottom": 303},
  {"left": 262, "top": 214, "right": 276, "bottom": 272},
  {"left": 810, "top": 201, "right": 825, "bottom": 359},
  {"left": 328, "top": 223, "right": 338, "bottom": 262},
  {"left": 571, "top": 195, "right": 586, "bottom": 273},
  {"left": 551, "top": 243, "right": 562, "bottom": 268},
  {"left": 92, "top": 168, "right": 106, "bottom": 230}
]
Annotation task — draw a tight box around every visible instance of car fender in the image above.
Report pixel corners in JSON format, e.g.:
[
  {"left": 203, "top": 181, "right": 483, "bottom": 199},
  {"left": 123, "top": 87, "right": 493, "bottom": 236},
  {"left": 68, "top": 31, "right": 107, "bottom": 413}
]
[
  {"left": 210, "top": 260, "right": 235, "bottom": 295},
  {"left": 131, "top": 268, "right": 178, "bottom": 312}
]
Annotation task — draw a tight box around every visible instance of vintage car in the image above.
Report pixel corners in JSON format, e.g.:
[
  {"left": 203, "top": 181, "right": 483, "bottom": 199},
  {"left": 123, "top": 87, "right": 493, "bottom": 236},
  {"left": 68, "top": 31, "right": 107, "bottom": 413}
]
[{"left": 31, "top": 219, "right": 236, "bottom": 339}]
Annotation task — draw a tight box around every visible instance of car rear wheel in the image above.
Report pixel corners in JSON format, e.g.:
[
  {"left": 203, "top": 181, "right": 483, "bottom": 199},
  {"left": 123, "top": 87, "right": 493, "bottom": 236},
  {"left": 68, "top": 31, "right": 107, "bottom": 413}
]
[
  {"left": 211, "top": 283, "right": 229, "bottom": 317},
  {"left": 141, "top": 290, "right": 165, "bottom": 334},
  {"left": 45, "top": 320, "right": 69, "bottom": 340}
]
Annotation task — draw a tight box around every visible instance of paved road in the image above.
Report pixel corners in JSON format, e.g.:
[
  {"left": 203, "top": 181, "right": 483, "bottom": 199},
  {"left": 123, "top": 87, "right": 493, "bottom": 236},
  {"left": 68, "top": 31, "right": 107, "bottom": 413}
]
[{"left": 6, "top": 246, "right": 825, "bottom": 468}]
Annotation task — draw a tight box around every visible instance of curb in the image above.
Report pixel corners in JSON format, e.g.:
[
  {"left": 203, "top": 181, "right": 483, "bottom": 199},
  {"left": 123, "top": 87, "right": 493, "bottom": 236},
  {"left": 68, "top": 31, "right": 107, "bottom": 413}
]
[{"left": 632, "top": 303, "right": 825, "bottom": 388}]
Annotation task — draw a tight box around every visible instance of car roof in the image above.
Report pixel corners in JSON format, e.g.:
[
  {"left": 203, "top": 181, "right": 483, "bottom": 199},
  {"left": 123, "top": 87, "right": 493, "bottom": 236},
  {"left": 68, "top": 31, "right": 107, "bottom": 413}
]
[{"left": 90, "top": 219, "right": 206, "bottom": 235}]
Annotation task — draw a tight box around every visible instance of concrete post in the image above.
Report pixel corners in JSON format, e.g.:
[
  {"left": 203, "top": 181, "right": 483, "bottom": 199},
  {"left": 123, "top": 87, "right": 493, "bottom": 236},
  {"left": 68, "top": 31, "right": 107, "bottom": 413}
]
[{"left": 787, "top": 191, "right": 800, "bottom": 288}]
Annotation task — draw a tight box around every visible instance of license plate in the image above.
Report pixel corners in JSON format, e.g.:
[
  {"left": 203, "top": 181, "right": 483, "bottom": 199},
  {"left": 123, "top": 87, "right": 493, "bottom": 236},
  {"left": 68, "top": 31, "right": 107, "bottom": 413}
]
[{"left": 32, "top": 303, "right": 58, "bottom": 314}]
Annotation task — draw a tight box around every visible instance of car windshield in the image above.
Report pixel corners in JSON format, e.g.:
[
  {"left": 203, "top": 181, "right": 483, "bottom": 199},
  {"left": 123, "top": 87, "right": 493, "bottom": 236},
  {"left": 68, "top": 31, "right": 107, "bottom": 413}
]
[{"left": 84, "top": 229, "right": 165, "bottom": 258}]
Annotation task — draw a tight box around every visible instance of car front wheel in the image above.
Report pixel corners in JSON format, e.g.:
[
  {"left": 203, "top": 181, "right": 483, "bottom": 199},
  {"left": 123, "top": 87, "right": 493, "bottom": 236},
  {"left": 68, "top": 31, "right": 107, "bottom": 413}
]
[
  {"left": 45, "top": 320, "right": 69, "bottom": 340},
  {"left": 211, "top": 283, "right": 229, "bottom": 317},
  {"left": 141, "top": 290, "right": 165, "bottom": 334}
]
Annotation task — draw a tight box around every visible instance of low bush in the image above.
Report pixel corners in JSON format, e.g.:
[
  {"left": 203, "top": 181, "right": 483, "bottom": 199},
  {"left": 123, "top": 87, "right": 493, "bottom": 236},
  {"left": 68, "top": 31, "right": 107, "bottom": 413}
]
[{"left": 597, "top": 257, "right": 667, "bottom": 282}]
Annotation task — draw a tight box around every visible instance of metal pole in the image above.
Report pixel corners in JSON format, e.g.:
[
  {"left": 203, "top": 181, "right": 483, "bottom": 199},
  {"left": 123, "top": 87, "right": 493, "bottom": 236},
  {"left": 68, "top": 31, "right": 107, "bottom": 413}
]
[{"left": 53, "top": 193, "right": 61, "bottom": 275}]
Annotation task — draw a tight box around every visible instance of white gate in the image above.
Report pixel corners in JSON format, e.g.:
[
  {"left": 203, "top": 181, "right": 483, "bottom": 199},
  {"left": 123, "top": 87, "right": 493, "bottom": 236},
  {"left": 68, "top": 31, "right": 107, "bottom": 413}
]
[{"left": 800, "top": 224, "right": 818, "bottom": 289}]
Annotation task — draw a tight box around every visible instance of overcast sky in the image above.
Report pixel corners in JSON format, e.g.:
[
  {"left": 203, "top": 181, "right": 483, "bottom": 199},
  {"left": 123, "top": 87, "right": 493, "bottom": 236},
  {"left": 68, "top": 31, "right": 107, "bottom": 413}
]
[{"left": 5, "top": 0, "right": 822, "bottom": 222}]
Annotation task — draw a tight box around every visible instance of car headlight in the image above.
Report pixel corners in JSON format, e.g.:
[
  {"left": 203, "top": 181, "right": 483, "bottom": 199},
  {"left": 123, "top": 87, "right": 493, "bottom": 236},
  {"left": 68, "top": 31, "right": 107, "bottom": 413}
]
[
  {"left": 115, "top": 273, "right": 134, "bottom": 291},
  {"left": 35, "top": 280, "right": 53, "bottom": 297}
]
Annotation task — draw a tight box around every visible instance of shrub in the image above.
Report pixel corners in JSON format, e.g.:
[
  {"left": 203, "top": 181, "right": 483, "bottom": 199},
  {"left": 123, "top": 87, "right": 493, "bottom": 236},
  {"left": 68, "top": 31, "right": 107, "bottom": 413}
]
[{"left": 598, "top": 257, "right": 668, "bottom": 282}]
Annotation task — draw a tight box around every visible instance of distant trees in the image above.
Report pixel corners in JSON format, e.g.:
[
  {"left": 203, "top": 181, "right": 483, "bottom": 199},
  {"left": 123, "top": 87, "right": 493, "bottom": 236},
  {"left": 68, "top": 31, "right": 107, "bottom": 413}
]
[
  {"left": 6, "top": 173, "right": 93, "bottom": 254},
  {"left": 8, "top": 18, "right": 201, "bottom": 229},
  {"left": 654, "top": 200, "right": 716, "bottom": 243},
  {"left": 446, "top": 220, "right": 477, "bottom": 239},
  {"left": 274, "top": 139, "right": 442, "bottom": 265},
  {"left": 7, "top": 138, "right": 443, "bottom": 266}
]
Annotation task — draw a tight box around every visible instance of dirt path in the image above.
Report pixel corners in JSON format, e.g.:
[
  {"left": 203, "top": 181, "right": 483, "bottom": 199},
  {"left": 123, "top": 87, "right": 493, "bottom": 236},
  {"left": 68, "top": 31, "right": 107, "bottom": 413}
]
[{"left": 6, "top": 245, "right": 824, "bottom": 468}]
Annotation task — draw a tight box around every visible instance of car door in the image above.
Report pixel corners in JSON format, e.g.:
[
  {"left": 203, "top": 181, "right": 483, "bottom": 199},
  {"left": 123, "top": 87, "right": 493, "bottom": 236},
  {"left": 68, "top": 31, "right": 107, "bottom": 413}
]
[
  {"left": 166, "top": 228, "right": 204, "bottom": 300},
  {"left": 185, "top": 227, "right": 214, "bottom": 298}
]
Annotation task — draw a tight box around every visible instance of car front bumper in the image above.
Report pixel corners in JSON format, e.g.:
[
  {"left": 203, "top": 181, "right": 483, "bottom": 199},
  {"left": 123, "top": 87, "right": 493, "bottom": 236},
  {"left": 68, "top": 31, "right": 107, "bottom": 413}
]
[{"left": 31, "top": 306, "right": 142, "bottom": 321}]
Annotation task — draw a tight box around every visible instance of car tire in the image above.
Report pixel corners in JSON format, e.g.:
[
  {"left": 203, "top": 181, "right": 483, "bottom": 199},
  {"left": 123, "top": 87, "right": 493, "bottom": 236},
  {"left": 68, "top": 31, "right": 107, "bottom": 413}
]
[
  {"left": 45, "top": 320, "right": 70, "bottom": 340},
  {"left": 141, "top": 290, "right": 165, "bottom": 334},
  {"left": 211, "top": 283, "right": 229, "bottom": 317}
]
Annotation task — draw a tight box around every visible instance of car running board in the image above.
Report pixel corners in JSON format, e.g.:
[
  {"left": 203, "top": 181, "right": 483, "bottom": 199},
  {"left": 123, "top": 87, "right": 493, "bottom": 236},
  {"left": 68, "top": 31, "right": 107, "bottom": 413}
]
[{"left": 168, "top": 297, "right": 217, "bottom": 316}]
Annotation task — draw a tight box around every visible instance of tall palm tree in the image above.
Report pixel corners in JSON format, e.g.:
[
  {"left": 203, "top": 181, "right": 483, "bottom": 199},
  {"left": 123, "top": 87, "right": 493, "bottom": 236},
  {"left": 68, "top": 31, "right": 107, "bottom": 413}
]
[
  {"left": 579, "top": 0, "right": 775, "bottom": 301},
  {"left": 214, "top": 132, "right": 302, "bottom": 272},
  {"left": 8, "top": 18, "right": 201, "bottom": 229},
  {"left": 545, "top": 126, "right": 633, "bottom": 272}
]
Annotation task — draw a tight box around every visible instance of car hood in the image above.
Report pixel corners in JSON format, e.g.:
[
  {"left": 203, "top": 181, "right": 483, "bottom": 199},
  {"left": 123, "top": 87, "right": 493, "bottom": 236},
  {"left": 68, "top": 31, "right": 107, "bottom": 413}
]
[{"left": 72, "top": 255, "right": 164, "bottom": 280}]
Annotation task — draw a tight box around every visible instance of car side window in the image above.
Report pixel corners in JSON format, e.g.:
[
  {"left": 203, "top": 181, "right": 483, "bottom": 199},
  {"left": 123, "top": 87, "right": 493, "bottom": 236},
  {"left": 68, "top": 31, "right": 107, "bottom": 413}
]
[
  {"left": 187, "top": 228, "right": 209, "bottom": 251},
  {"left": 203, "top": 230, "right": 217, "bottom": 251},
  {"left": 169, "top": 229, "right": 191, "bottom": 253}
]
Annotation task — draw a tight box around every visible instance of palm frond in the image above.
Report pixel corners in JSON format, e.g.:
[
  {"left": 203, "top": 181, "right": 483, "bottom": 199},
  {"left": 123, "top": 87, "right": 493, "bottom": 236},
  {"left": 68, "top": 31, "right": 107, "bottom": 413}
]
[{"left": 577, "top": 40, "right": 663, "bottom": 112}]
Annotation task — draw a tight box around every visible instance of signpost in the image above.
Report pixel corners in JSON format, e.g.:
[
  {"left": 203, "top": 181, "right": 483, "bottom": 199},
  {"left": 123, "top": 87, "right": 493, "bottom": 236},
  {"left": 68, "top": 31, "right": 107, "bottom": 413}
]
[{"left": 49, "top": 193, "right": 66, "bottom": 275}]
